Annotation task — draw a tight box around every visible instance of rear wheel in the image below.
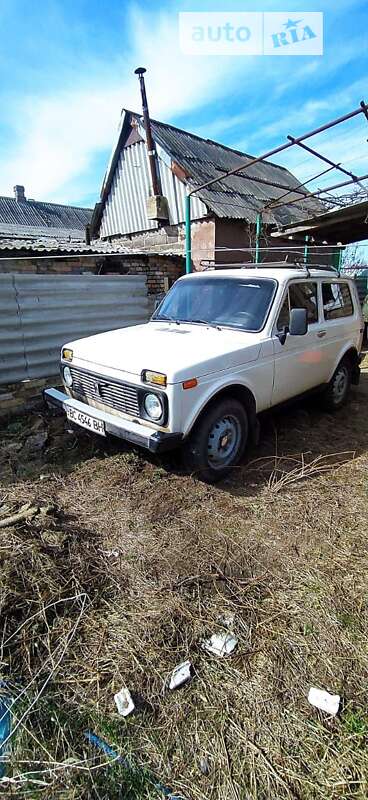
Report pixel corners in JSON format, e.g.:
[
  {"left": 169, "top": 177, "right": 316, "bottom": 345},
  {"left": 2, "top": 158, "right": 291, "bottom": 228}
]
[
  {"left": 183, "top": 398, "right": 248, "bottom": 482},
  {"left": 321, "top": 357, "right": 352, "bottom": 411}
]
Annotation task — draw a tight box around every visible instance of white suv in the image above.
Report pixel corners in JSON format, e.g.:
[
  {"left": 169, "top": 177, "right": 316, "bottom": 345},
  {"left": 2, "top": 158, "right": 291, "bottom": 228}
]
[{"left": 44, "top": 265, "right": 363, "bottom": 482}]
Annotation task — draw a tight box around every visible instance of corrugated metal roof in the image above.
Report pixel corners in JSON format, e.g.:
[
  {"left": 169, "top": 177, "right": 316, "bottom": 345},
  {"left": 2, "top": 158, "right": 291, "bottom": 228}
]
[
  {"left": 0, "top": 195, "right": 93, "bottom": 237},
  {"left": 271, "top": 198, "right": 368, "bottom": 244},
  {"left": 0, "top": 235, "right": 184, "bottom": 257},
  {"left": 144, "top": 115, "right": 324, "bottom": 225},
  {"left": 96, "top": 110, "right": 324, "bottom": 232},
  {"left": 0, "top": 223, "right": 90, "bottom": 241}
]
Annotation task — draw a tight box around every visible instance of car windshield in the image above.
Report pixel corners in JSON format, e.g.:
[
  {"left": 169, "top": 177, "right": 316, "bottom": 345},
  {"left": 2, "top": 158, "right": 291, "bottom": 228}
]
[{"left": 152, "top": 276, "right": 277, "bottom": 332}]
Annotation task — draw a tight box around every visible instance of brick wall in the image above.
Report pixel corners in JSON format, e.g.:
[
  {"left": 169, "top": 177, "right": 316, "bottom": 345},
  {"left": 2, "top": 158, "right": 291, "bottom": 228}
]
[
  {"left": 215, "top": 219, "right": 335, "bottom": 267},
  {"left": 100, "top": 254, "right": 184, "bottom": 294},
  {"left": 0, "top": 255, "right": 101, "bottom": 274},
  {"left": 100, "top": 216, "right": 216, "bottom": 272},
  {"left": 0, "top": 252, "right": 185, "bottom": 294},
  {"left": 191, "top": 219, "right": 216, "bottom": 270},
  {"left": 106, "top": 223, "right": 186, "bottom": 254}
]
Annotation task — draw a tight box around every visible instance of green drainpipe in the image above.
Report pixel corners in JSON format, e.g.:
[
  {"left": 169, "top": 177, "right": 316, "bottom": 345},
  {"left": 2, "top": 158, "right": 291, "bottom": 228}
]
[
  {"left": 255, "top": 213, "right": 262, "bottom": 264},
  {"left": 185, "top": 194, "right": 192, "bottom": 274},
  {"left": 332, "top": 246, "right": 343, "bottom": 273},
  {"left": 304, "top": 234, "right": 309, "bottom": 264},
  {"left": 338, "top": 247, "right": 343, "bottom": 273}
]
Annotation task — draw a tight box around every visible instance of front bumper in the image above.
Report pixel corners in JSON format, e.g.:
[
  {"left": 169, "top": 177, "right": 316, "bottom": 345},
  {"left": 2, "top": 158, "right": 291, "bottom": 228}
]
[{"left": 43, "top": 388, "right": 183, "bottom": 454}]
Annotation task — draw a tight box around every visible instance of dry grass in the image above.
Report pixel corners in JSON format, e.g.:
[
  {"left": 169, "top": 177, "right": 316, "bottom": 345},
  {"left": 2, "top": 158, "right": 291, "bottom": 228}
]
[{"left": 1, "top": 368, "right": 368, "bottom": 799}]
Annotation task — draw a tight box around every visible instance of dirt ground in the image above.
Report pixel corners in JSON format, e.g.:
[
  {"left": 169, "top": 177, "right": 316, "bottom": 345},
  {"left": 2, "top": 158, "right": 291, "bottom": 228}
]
[{"left": 1, "top": 361, "right": 368, "bottom": 799}]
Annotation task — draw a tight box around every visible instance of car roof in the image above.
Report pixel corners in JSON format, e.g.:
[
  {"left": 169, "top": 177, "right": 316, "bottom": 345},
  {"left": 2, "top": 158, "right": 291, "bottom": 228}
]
[{"left": 179, "top": 264, "right": 349, "bottom": 284}]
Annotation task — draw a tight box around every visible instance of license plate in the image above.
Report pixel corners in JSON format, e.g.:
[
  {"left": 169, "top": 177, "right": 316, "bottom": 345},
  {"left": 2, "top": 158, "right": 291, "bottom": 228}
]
[{"left": 65, "top": 405, "right": 106, "bottom": 436}]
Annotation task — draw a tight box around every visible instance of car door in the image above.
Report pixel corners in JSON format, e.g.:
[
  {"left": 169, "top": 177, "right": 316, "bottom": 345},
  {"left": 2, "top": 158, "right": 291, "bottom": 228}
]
[
  {"left": 316, "top": 281, "right": 358, "bottom": 377},
  {"left": 271, "top": 279, "right": 327, "bottom": 405}
]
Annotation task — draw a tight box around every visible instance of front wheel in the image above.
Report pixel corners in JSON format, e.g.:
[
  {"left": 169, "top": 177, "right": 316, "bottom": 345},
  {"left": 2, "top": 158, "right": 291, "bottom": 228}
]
[
  {"left": 321, "top": 357, "right": 352, "bottom": 411},
  {"left": 183, "top": 398, "right": 248, "bottom": 482}
]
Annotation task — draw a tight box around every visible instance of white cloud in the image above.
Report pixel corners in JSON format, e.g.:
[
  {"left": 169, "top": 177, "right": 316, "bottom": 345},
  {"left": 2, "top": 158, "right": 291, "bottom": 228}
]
[
  {"left": 1, "top": 4, "right": 366, "bottom": 207},
  {"left": 0, "top": 5, "right": 249, "bottom": 204}
]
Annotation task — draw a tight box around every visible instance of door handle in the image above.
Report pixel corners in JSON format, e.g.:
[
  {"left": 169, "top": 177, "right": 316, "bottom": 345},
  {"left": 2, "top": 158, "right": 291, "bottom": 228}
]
[{"left": 317, "top": 330, "right": 327, "bottom": 338}]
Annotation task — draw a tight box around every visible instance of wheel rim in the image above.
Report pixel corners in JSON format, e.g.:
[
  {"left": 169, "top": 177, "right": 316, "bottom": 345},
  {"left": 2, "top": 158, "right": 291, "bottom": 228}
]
[
  {"left": 332, "top": 365, "right": 349, "bottom": 404},
  {"left": 207, "top": 414, "right": 242, "bottom": 470}
]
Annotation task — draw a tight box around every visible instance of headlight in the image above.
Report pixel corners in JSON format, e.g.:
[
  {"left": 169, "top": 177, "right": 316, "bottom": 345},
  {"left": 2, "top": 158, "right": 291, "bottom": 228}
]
[
  {"left": 62, "top": 348, "right": 73, "bottom": 362},
  {"left": 63, "top": 366, "right": 73, "bottom": 388},
  {"left": 143, "top": 393, "right": 163, "bottom": 420}
]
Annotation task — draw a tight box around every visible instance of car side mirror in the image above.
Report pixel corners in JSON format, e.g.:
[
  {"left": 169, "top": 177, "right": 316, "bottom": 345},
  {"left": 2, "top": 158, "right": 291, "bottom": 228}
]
[{"left": 289, "top": 307, "right": 308, "bottom": 336}]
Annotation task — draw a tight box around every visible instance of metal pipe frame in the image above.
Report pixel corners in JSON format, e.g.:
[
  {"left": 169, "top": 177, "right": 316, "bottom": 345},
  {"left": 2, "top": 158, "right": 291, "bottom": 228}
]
[
  {"left": 287, "top": 136, "right": 361, "bottom": 182},
  {"left": 262, "top": 164, "right": 339, "bottom": 210},
  {"left": 187, "top": 102, "right": 368, "bottom": 198},
  {"left": 268, "top": 172, "right": 368, "bottom": 210},
  {"left": 184, "top": 101, "right": 368, "bottom": 271}
]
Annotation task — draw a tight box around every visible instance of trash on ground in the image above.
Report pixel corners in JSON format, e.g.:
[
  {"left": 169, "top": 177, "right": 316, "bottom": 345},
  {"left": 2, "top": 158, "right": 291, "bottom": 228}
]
[
  {"left": 114, "top": 687, "right": 135, "bottom": 717},
  {"left": 308, "top": 687, "right": 340, "bottom": 716},
  {"left": 0, "top": 697, "right": 11, "bottom": 778},
  {"left": 201, "top": 631, "right": 238, "bottom": 657},
  {"left": 199, "top": 756, "right": 210, "bottom": 775},
  {"left": 169, "top": 660, "right": 192, "bottom": 690}
]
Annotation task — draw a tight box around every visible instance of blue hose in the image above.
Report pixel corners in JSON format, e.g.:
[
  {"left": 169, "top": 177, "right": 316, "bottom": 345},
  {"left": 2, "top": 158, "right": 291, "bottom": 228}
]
[
  {"left": 84, "top": 731, "right": 184, "bottom": 799},
  {"left": 0, "top": 698, "right": 11, "bottom": 778}
]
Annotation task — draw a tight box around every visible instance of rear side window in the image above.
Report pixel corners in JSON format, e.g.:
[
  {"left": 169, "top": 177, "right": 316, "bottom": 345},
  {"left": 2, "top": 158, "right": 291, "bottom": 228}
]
[
  {"left": 277, "top": 282, "right": 318, "bottom": 330},
  {"left": 322, "top": 283, "right": 353, "bottom": 320}
]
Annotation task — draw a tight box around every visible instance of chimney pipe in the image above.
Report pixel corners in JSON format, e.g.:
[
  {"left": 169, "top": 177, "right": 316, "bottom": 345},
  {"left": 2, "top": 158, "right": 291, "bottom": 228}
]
[
  {"left": 14, "top": 185, "right": 26, "bottom": 202},
  {"left": 134, "top": 67, "right": 162, "bottom": 197}
]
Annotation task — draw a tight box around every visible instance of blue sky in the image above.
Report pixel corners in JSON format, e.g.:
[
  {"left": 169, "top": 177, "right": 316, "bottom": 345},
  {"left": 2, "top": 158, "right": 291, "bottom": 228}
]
[{"left": 0, "top": 0, "right": 367, "bottom": 210}]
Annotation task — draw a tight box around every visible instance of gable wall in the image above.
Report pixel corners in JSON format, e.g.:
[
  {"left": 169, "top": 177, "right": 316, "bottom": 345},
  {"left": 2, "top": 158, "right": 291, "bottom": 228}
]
[{"left": 100, "top": 140, "right": 207, "bottom": 238}]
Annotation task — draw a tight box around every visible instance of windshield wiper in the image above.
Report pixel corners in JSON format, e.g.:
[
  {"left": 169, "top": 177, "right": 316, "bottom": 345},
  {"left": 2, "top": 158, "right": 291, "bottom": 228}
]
[
  {"left": 153, "top": 315, "right": 181, "bottom": 324},
  {"left": 180, "top": 318, "right": 222, "bottom": 330}
]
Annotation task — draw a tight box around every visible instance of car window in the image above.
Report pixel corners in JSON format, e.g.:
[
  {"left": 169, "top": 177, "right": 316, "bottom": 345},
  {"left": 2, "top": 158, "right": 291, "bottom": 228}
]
[
  {"left": 277, "top": 282, "right": 318, "bottom": 331},
  {"left": 277, "top": 295, "right": 290, "bottom": 331},
  {"left": 153, "top": 276, "right": 277, "bottom": 332},
  {"left": 322, "top": 282, "right": 353, "bottom": 320}
]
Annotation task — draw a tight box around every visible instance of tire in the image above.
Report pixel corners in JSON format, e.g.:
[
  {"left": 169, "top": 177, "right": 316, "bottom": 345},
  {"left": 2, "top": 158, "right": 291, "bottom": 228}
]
[
  {"left": 321, "top": 357, "right": 352, "bottom": 411},
  {"left": 183, "top": 398, "right": 248, "bottom": 482}
]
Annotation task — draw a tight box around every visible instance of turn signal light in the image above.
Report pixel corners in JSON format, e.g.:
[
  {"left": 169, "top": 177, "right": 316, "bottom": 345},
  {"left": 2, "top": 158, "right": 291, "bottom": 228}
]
[
  {"left": 142, "top": 370, "right": 167, "bottom": 387},
  {"left": 62, "top": 348, "right": 73, "bottom": 362},
  {"left": 182, "top": 378, "right": 198, "bottom": 390}
]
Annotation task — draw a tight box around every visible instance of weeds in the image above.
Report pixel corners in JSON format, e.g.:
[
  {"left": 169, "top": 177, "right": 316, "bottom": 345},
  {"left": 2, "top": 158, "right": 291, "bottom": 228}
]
[{"left": 1, "top": 374, "right": 368, "bottom": 798}]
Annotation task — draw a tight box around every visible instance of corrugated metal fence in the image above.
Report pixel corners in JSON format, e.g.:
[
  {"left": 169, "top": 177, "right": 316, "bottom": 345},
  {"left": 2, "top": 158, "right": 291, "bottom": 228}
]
[{"left": 0, "top": 274, "right": 150, "bottom": 385}]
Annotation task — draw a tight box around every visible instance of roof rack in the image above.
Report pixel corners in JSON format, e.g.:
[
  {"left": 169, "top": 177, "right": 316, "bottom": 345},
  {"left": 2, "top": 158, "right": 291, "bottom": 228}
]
[{"left": 200, "top": 261, "right": 337, "bottom": 272}]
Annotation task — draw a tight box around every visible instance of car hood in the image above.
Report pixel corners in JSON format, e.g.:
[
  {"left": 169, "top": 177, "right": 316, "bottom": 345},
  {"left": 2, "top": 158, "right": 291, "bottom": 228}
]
[{"left": 66, "top": 322, "right": 262, "bottom": 383}]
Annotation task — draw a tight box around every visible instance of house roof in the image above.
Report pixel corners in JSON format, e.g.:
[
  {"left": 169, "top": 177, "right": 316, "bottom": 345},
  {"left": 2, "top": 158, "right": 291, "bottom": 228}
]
[
  {"left": 93, "top": 109, "right": 325, "bottom": 234},
  {"left": 0, "top": 235, "right": 184, "bottom": 258},
  {"left": 271, "top": 198, "right": 368, "bottom": 244},
  {"left": 0, "top": 194, "right": 93, "bottom": 241}
]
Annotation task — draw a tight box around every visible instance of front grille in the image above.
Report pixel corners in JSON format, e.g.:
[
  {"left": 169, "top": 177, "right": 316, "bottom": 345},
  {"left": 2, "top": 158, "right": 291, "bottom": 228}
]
[{"left": 70, "top": 367, "right": 140, "bottom": 417}]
